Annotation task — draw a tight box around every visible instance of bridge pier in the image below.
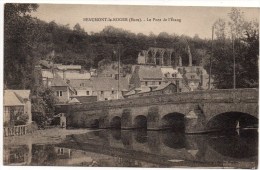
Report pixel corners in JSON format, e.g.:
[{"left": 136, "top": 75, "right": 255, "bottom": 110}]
[{"left": 185, "top": 105, "right": 206, "bottom": 133}]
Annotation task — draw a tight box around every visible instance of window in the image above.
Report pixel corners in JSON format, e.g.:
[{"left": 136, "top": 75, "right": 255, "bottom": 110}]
[
  {"left": 56, "top": 91, "right": 63, "bottom": 97},
  {"left": 101, "top": 91, "right": 104, "bottom": 95},
  {"left": 75, "top": 91, "right": 78, "bottom": 95},
  {"left": 172, "top": 74, "right": 176, "bottom": 78},
  {"left": 86, "top": 91, "right": 89, "bottom": 95},
  {"left": 159, "top": 82, "right": 161, "bottom": 85},
  {"left": 58, "top": 148, "right": 64, "bottom": 155},
  {"left": 145, "top": 82, "right": 148, "bottom": 86},
  {"left": 112, "top": 91, "right": 115, "bottom": 94},
  {"left": 191, "top": 75, "right": 195, "bottom": 79}
]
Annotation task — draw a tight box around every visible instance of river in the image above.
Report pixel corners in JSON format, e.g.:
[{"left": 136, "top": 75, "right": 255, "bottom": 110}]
[{"left": 3, "top": 129, "right": 258, "bottom": 168}]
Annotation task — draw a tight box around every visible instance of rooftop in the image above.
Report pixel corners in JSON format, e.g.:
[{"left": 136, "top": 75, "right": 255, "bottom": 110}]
[
  {"left": 4, "top": 90, "right": 30, "bottom": 106},
  {"left": 91, "top": 77, "right": 129, "bottom": 91},
  {"left": 138, "top": 65, "right": 163, "bottom": 80},
  {"left": 50, "top": 74, "right": 69, "bottom": 87},
  {"left": 56, "top": 71, "right": 91, "bottom": 80}
]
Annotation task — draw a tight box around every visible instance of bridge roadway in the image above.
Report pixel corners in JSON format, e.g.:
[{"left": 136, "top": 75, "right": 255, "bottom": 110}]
[
  {"left": 56, "top": 130, "right": 258, "bottom": 167},
  {"left": 55, "top": 88, "right": 258, "bottom": 133}
]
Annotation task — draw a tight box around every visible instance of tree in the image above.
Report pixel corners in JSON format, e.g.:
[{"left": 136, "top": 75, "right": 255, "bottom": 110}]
[
  {"left": 208, "top": 8, "right": 259, "bottom": 89},
  {"left": 4, "top": 4, "right": 39, "bottom": 89},
  {"left": 31, "top": 85, "right": 58, "bottom": 126}
]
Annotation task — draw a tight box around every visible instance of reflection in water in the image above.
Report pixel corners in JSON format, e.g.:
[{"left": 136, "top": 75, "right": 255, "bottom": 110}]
[
  {"left": 4, "top": 129, "right": 258, "bottom": 168},
  {"left": 208, "top": 130, "right": 258, "bottom": 158}
]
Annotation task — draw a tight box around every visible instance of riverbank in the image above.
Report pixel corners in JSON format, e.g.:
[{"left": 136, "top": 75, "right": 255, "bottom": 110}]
[{"left": 4, "top": 128, "right": 96, "bottom": 146}]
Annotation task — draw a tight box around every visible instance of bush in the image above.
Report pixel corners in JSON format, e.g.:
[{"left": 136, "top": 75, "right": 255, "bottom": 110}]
[
  {"left": 15, "top": 114, "right": 29, "bottom": 126},
  {"left": 32, "top": 112, "right": 47, "bottom": 129}
]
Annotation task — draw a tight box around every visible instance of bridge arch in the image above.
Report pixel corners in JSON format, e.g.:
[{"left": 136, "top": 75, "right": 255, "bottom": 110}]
[
  {"left": 161, "top": 112, "right": 185, "bottom": 132},
  {"left": 133, "top": 115, "right": 147, "bottom": 129},
  {"left": 110, "top": 116, "right": 121, "bottom": 129},
  {"left": 206, "top": 111, "right": 258, "bottom": 131}
]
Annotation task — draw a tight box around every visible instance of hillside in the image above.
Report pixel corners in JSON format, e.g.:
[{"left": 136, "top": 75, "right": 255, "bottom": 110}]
[{"left": 4, "top": 4, "right": 258, "bottom": 90}]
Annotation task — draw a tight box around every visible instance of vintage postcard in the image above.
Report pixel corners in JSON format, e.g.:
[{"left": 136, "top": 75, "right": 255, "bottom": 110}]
[{"left": 2, "top": 2, "right": 259, "bottom": 169}]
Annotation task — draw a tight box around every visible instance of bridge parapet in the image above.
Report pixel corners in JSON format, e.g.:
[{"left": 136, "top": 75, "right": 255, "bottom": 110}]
[{"left": 55, "top": 88, "right": 258, "bottom": 113}]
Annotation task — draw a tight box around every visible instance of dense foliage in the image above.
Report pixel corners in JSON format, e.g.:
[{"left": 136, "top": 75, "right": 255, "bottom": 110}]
[{"left": 4, "top": 4, "right": 259, "bottom": 91}]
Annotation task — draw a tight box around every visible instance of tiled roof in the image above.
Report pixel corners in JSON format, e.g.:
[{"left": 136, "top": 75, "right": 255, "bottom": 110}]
[
  {"left": 39, "top": 60, "right": 53, "bottom": 69},
  {"left": 68, "top": 80, "right": 93, "bottom": 90},
  {"left": 124, "top": 90, "right": 136, "bottom": 96},
  {"left": 91, "top": 77, "right": 129, "bottom": 91},
  {"left": 137, "top": 87, "right": 151, "bottom": 93},
  {"left": 138, "top": 65, "right": 163, "bottom": 80},
  {"left": 68, "top": 98, "right": 80, "bottom": 103},
  {"left": 185, "top": 72, "right": 200, "bottom": 80},
  {"left": 161, "top": 67, "right": 182, "bottom": 79},
  {"left": 4, "top": 90, "right": 25, "bottom": 106},
  {"left": 11, "top": 90, "right": 30, "bottom": 100},
  {"left": 64, "top": 72, "right": 91, "bottom": 80},
  {"left": 50, "top": 74, "right": 68, "bottom": 87},
  {"left": 154, "top": 82, "right": 174, "bottom": 91}
]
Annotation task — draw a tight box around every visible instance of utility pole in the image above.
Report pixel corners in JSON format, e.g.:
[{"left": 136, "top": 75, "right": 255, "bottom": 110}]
[
  {"left": 232, "top": 33, "right": 236, "bottom": 89},
  {"left": 117, "top": 44, "right": 121, "bottom": 99},
  {"left": 209, "top": 26, "right": 214, "bottom": 90}
]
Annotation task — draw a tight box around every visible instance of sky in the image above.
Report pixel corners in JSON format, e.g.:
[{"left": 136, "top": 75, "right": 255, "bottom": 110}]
[{"left": 27, "top": 4, "right": 260, "bottom": 39}]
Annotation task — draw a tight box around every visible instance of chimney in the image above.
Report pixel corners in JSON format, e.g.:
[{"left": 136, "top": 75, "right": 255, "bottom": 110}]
[{"left": 188, "top": 45, "right": 192, "bottom": 66}]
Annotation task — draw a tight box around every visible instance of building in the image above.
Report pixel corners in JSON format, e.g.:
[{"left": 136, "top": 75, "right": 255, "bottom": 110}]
[
  {"left": 50, "top": 74, "right": 76, "bottom": 103},
  {"left": 177, "top": 66, "right": 208, "bottom": 91},
  {"left": 129, "top": 65, "right": 165, "bottom": 89},
  {"left": 37, "top": 59, "right": 91, "bottom": 87},
  {"left": 124, "top": 82, "right": 177, "bottom": 98},
  {"left": 91, "top": 77, "right": 129, "bottom": 101},
  {"left": 161, "top": 67, "right": 183, "bottom": 91},
  {"left": 4, "top": 90, "right": 32, "bottom": 126},
  {"left": 135, "top": 46, "right": 211, "bottom": 92}
]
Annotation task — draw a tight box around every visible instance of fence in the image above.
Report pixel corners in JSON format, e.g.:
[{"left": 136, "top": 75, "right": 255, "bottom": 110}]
[{"left": 4, "top": 122, "right": 37, "bottom": 137}]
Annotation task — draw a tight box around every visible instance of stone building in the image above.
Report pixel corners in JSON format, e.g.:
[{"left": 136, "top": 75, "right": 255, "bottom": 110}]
[
  {"left": 129, "top": 65, "right": 165, "bottom": 89},
  {"left": 137, "top": 47, "right": 181, "bottom": 67},
  {"left": 50, "top": 74, "right": 76, "bottom": 103},
  {"left": 136, "top": 46, "right": 211, "bottom": 91}
]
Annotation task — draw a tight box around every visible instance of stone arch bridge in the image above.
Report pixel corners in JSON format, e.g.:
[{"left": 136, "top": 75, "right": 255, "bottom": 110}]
[{"left": 55, "top": 88, "right": 258, "bottom": 133}]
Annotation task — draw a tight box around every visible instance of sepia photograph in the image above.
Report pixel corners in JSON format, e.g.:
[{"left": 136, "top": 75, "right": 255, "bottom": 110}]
[{"left": 2, "top": 2, "right": 259, "bottom": 168}]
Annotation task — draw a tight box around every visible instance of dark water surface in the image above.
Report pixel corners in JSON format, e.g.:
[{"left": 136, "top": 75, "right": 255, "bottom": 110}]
[{"left": 4, "top": 129, "right": 258, "bottom": 168}]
